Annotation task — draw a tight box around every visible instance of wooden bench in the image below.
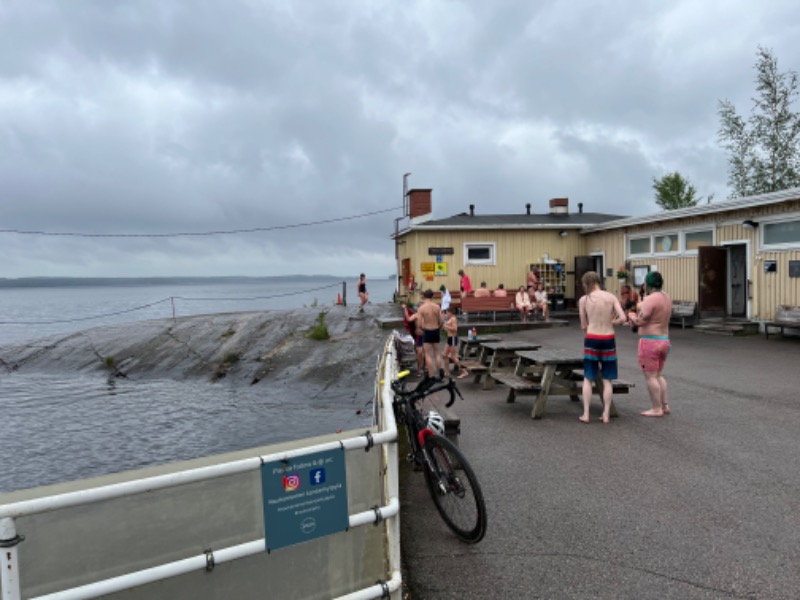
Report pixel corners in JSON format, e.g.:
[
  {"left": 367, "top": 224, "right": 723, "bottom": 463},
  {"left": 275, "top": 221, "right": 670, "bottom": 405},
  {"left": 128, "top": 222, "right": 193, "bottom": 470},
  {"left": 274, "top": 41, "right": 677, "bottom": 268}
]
[
  {"left": 764, "top": 305, "right": 800, "bottom": 339},
  {"left": 488, "top": 372, "right": 542, "bottom": 403},
  {"left": 671, "top": 301, "right": 697, "bottom": 329},
  {"left": 491, "top": 371, "right": 634, "bottom": 404},
  {"left": 460, "top": 295, "right": 518, "bottom": 322},
  {"left": 458, "top": 359, "right": 489, "bottom": 385}
]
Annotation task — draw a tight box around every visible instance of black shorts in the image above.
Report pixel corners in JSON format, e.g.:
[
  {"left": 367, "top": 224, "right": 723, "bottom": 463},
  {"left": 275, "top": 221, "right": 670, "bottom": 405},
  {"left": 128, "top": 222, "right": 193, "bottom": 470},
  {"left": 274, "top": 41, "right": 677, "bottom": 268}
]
[
  {"left": 423, "top": 328, "right": 441, "bottom": 345},
  {"left": 447, "top": 336, "right": 458, "bottom": 347}
]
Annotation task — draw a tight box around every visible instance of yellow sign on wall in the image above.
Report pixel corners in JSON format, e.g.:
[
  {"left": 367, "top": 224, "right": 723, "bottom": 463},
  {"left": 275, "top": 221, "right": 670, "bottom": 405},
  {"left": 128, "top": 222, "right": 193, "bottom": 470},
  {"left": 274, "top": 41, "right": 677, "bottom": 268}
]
[
  {"left": 420, "top": 262, "right": 435, "bottom": 274},
  {"left": 435, "top": 263, "right": 447, "bottom": 276}
]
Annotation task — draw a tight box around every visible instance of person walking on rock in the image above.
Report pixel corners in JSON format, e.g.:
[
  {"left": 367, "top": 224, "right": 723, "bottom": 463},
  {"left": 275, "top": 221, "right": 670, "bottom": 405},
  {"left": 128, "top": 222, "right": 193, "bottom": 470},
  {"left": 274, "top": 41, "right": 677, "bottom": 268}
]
[
  {"left": 578, "top": 271, "right": 627, "bottom": 423},
  {"left": 627, "top": 271, "right": 673, "bottom": 417}
]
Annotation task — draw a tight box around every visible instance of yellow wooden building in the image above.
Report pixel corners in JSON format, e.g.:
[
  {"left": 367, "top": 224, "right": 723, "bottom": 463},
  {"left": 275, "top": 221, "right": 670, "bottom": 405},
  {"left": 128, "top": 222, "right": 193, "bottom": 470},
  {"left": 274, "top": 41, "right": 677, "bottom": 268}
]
[{"left": 393, "top": 186, "right": 800, "bottom": 323}]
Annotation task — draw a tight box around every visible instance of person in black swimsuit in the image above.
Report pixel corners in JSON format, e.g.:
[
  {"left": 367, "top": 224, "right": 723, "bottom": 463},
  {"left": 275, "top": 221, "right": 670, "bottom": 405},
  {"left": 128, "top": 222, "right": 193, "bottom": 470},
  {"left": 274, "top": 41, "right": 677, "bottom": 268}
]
[{"left": 357, "top": 273, "right": 369, "bottom": 312}]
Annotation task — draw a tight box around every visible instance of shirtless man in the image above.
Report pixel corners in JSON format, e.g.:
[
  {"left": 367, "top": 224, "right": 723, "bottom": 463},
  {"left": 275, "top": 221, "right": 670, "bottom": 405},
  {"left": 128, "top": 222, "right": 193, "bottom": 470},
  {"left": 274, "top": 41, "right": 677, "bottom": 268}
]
[
  {"left": 627, "top": 271, "right": 673, "bottom": 417},
  {"left": 578, "top": 271, "right": 627, "bottom": 423},
  {"left": 408, "top": 289, "right": 445, "bottom": 380}
]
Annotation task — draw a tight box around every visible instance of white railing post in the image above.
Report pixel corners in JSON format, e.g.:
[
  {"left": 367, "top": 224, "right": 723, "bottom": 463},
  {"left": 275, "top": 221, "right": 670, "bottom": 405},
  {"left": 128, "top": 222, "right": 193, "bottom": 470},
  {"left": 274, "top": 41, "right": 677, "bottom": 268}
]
[{"left": 1, "top": 517, "right": 23, "bottom": 600}]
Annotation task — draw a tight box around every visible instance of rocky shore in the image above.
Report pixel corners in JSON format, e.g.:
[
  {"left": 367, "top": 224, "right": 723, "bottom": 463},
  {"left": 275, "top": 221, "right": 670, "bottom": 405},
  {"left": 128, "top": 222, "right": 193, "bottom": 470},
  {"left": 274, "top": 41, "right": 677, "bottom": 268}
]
[{"left": 0, "top": 303, "right": 401, "bottom": 399}]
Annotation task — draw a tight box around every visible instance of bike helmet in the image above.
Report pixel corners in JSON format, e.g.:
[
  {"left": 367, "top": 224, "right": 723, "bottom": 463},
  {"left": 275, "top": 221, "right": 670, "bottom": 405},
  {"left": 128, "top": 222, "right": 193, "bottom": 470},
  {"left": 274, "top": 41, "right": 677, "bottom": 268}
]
[{"left": 426, "top": 411, "right": 446, "bottom": 435}]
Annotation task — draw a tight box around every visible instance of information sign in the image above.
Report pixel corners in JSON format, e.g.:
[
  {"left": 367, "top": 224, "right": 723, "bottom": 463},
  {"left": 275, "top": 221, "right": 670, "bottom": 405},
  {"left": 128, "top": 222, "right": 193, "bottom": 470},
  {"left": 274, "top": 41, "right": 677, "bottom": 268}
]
[
  {"left": 435, "top": 263, "right": 447, "bottom": 276},
  {"left": 261, "top": 448, "right": 349, "bottom": 551},
  {"left": 420, "top": 262, "right": 435, "bottom": 274}
]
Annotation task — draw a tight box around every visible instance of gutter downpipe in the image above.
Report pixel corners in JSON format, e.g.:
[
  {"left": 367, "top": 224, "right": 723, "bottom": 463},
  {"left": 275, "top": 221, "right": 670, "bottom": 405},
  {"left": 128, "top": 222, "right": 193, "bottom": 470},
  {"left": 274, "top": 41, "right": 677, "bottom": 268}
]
[{"left": 1, "top": 337, "right": 402, "bottom": 600}]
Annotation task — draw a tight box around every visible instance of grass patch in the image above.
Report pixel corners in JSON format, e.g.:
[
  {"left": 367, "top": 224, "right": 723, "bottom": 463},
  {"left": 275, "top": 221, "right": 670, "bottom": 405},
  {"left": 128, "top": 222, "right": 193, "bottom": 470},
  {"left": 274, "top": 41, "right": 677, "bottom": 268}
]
[
  {"left": 105, "top": 356, "right": 115, "bottom": 368},
  {"left": 220, "top": 328, "right": 236, "bottom": 339},
  {"left": 307, "top": 311, "right": 330, "bottom": 341},
  {"left": 223, "top": 352, "right": 240, "bottom": 364}
]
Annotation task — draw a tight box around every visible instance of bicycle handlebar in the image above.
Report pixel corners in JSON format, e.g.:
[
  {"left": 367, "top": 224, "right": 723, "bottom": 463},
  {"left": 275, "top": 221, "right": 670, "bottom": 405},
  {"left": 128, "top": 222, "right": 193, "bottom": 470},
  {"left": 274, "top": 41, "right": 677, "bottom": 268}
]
[{"left": 391, "top": 374, "right": 463, "bottom": 407}]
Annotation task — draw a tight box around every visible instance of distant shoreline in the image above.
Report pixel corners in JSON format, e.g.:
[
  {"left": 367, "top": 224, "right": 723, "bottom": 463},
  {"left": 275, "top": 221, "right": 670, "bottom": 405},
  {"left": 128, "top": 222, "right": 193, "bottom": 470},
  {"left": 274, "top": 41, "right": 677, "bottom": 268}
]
[{"left": 0, "top": 275, "right": 393, "bottom": 289}]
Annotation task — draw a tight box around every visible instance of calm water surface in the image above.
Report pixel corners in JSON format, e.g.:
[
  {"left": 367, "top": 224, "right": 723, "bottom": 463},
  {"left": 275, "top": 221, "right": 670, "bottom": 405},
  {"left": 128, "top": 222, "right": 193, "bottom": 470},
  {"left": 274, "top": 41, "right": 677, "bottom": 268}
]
[{"left": 0, "top": 277, "right": 392, "bottom": 493}]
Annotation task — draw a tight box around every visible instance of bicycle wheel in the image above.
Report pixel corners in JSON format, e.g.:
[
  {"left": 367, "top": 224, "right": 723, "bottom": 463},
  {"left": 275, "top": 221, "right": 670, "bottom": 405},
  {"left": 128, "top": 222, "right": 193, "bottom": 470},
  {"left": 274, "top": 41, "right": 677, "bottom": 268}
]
[{"left": 422, "top": 434, "right": 487, "bottom": 543}]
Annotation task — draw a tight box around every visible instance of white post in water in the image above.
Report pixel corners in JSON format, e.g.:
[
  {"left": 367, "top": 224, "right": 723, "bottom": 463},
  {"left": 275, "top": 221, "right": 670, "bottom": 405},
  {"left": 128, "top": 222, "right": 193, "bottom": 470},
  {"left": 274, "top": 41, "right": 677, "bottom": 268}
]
[{"left": 0, "top": 517, "right": 22, "bottom": 600}]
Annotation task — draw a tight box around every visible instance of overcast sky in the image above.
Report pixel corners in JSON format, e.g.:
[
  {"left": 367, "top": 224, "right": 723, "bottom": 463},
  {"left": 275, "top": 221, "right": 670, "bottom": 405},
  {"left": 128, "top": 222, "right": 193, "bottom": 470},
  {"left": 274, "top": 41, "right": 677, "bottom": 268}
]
[{"left": 2, "top": 1, "right": 799, "bottom": 279}]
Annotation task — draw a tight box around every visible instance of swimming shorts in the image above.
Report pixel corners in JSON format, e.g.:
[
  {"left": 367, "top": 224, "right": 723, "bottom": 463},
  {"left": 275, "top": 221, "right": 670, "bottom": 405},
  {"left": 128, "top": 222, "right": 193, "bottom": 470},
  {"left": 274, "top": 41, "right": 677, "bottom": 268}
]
[
  {"left": 358, "top": 283, "right": 367, "bottom": 294},
  {"left": 415, "top": 335, "right": 423, "bottom": 348},
  {"left": 638, "top": 336, "right": 670, "bottom": 372},
  {"left": 423, "top": 328, "right": 441, "bottom": 345},
  {"left": 447, "top": 336, "right": 458, "bottom": 347},
  {"left": 583, "top": 334, "right": 618, "bottom": 380}
]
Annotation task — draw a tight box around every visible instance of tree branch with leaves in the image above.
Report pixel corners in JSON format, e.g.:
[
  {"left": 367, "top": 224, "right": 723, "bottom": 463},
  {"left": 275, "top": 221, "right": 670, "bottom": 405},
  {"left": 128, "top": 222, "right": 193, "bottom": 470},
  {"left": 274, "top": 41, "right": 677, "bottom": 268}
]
[{"left": 718, "top": 46, "right": 800, "bottom": 198}]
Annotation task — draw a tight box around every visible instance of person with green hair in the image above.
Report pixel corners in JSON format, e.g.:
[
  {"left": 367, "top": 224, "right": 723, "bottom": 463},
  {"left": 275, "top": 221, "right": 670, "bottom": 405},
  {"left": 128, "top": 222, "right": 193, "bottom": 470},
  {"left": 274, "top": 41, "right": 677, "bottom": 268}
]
[{"left": 627, "top": 271, "right": 673, "bottom": 417}]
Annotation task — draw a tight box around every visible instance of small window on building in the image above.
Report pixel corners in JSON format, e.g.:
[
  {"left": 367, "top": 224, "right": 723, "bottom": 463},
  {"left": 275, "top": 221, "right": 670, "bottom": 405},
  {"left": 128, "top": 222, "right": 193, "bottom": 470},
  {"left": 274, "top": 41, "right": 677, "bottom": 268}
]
[
  {"left": 685, "top": 230, "right": 713, "bottom": 251},
  {"left": 628, "top": 237, "right": 651, "bottom": 255},
  {"left": 763, "top": 220, "right": 800, "bottom": 246},
  {"left": 464, "top": 242, "right": 496, "bottom": 266},
  {"left": 654, "top": 234, "right": 679, "bottom": 253}
]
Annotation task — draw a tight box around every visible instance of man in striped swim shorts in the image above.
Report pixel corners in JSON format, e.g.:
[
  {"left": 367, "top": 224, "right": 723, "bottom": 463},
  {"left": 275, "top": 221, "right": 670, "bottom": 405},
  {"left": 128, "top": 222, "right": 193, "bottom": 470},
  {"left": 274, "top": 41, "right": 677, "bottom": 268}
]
[
  {"left": 627, "top": 271, "right": 673, "bottom": 417},
  {"left": 578, "top": 271, "right": 628, "bottom": 423}
]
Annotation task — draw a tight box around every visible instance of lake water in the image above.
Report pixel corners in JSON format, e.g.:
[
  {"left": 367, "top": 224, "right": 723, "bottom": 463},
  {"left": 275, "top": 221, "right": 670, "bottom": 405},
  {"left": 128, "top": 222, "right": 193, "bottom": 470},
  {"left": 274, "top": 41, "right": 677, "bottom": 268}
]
[{"left": 0, "top": 276, "right": 396, "bottom": 493}]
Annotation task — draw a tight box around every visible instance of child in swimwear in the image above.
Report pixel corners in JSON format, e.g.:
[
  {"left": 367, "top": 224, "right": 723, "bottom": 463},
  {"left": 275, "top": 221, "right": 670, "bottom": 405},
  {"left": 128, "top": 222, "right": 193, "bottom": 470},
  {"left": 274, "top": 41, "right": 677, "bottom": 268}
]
[{"left": 442, "top": 307, "right": 469, "bottom": 379}]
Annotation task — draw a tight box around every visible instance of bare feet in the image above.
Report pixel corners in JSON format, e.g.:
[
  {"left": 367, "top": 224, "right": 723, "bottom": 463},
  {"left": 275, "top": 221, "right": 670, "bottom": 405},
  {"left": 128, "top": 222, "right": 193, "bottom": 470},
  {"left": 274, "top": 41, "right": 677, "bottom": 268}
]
[
  {"left": 641, "top": 409, "right": 664, "bottom": 417},
  {"left": 579, "top": 415, "right": 590, "bottom": 424},
  {"left": 457, "top": 369, "right": 470, "bottom": 379},
  {"left": 601, "top": 413, "right": 610, "bottom": 424},
  {"left": 662, "top": 404, "right": 671, "bottom": 415}
]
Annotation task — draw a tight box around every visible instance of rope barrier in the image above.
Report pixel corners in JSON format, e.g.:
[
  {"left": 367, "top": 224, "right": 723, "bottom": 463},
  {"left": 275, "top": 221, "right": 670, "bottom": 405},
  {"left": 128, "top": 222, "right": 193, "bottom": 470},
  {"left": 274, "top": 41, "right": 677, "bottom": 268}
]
[{"left": 0, "top": 282, "right": 345, "bottom": 326}]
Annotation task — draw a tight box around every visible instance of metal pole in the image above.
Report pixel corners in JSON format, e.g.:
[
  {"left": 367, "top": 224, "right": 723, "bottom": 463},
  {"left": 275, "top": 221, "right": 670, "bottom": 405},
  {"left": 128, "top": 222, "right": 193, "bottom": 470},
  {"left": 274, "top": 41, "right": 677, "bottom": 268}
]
[
  {"left": 171, "top": 297, "right": 176, "bottom": 324},
  {"left": 1, "top": 517, "right": 23, "bottom": 600},
  {"left": 342, "top": 281, "right": 347, "bottom": 307}
]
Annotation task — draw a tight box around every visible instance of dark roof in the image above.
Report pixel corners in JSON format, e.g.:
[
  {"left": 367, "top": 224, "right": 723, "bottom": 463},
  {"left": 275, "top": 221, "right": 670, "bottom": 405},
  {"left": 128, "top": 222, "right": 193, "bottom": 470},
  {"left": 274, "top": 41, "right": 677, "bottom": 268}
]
[{"left": 412, "top": 211, "right": 627, "bottom": 230}]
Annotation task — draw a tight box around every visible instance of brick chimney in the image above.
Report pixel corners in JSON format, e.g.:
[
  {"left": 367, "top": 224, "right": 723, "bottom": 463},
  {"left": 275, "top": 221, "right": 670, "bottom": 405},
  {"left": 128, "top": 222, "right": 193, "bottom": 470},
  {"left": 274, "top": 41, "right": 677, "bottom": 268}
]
[
  {"left": 408, "top": 189, "right": 432, "bottom": 219},
  {"left": 549, "top": 198, "right": 569, "bottom": 214}
]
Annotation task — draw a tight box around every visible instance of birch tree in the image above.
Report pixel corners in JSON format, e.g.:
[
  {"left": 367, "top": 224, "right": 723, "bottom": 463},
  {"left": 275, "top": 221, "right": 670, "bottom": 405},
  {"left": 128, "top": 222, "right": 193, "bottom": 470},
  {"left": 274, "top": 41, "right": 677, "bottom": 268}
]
[{"left": 718, "top": 46, "right": 800, "bottom": 198}]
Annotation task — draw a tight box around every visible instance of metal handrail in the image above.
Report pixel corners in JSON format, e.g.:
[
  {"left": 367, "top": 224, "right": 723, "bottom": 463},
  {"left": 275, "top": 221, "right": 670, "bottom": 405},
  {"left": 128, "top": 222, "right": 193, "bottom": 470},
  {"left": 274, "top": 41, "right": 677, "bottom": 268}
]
[{"left": 1, "top": 336, "right": 403, "bottom": 600}]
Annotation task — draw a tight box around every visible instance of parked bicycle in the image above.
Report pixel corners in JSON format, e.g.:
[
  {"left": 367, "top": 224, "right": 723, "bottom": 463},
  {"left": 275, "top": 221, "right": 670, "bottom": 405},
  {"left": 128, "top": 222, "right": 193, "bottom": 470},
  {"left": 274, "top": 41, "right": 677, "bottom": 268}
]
[{"left": 391, "top": 371, "right": 487, "bottom": 543}]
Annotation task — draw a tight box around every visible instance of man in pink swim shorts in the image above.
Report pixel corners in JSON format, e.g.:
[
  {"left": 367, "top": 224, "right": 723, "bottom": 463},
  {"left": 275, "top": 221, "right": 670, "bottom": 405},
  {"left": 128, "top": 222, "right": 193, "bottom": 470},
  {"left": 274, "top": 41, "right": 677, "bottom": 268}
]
[{"left": 627, "top": 271, "right": 673, "bottom": 417}]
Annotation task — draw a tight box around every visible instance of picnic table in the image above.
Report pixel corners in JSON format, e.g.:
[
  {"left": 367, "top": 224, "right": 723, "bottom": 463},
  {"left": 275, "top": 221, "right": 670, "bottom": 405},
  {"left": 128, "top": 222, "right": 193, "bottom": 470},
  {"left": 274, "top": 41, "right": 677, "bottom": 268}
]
[
  {"left": 512, "top": 349, "right": 633, "bottom": 419},
  {"left": 476, "top": 340, "right": 542, "bottom": 389},
  {"left": 457, "top": 335, "right": 502, "bottom": 359}
]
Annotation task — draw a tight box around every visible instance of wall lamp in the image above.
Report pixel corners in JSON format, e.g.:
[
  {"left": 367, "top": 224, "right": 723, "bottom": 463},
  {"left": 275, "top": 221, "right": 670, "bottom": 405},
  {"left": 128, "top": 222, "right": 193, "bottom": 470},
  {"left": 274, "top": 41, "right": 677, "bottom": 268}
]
[
  {"left": 559, "top": 230, "right": 568, "bottom": 238},
  {"left": 742, "top": 219, "right": 759, "bottom": 229}
]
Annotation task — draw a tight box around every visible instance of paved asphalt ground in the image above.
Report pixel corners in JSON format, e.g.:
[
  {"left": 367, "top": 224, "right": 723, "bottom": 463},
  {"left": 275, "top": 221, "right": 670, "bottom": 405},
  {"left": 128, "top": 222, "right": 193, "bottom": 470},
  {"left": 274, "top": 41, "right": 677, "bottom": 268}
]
[{"left": 399, "top": 323, "right": 800, "bottom": 599}]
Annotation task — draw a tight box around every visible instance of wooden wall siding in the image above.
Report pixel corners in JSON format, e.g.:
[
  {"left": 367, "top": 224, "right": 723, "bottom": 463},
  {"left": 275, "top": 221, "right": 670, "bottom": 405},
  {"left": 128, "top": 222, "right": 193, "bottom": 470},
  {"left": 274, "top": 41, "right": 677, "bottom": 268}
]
[
  {"left": 397, "top": 229, "right": 586, "bottom": 296},
  {"left": 398, "top": 198, "right": 800, "bottom": 319}
]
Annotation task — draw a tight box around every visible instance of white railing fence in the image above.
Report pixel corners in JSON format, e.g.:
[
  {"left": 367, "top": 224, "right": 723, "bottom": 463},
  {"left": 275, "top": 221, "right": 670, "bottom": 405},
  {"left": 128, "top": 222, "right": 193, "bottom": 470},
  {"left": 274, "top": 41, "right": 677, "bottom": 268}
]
[{"left": 1, "top": 337, "right": 402, "bottom": 600}]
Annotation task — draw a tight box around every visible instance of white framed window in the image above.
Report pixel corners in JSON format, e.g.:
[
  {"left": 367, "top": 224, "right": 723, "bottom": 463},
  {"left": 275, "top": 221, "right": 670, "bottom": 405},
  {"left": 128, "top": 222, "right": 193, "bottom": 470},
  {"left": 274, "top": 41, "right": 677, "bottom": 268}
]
[
  {"left": 763, "top": 219, "right": 800, "bottom": 248},
  {"left": 628, "top": 236, "right": 651, "bottom": 256},
  {"left": 628, "top": 228, "right": 715, "bottom": 258},
  {"left": 464, "top": 242, "right": 496, "bottom": 266},
  {"left": 654, "top": 233, "right": 679, "bottom": 254},
  {"left": 684, "top": 229, "right": 714, "bottom": 251}
]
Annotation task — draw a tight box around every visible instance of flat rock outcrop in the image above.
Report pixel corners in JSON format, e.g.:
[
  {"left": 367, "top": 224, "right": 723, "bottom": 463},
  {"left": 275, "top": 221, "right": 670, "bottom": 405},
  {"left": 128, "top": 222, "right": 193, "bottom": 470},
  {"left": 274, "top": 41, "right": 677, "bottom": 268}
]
[{"left": 0, "top": 305, "right": 401, "bottom": 397}]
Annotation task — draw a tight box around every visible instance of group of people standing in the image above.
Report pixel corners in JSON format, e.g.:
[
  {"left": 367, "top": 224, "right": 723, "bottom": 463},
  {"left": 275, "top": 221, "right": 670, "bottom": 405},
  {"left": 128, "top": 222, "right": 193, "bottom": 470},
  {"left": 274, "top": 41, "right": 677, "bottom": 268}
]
[
  {"left": 578, "top": 270, "right": 673, "bottom": 423},
  {"left": 402, "top": 290, "right": 470, "bottom": 382}
]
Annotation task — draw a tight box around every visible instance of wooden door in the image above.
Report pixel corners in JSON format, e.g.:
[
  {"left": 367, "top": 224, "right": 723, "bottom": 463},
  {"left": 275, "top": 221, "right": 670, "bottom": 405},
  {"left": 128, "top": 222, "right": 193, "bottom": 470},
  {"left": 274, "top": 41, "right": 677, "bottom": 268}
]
[
  {"left": 698, "top": 246, "right": 727, "bottom": 316},
  {"left": 573, "top": 256, "right": 595, "bottom": 300}
]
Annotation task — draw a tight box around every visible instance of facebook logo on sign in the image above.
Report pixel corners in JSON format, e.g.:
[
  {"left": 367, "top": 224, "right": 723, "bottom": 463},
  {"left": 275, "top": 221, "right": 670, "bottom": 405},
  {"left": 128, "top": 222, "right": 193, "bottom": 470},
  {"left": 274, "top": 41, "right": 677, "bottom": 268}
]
[{"left": 309, "top": 468, "right": 326, "bottom": 485}]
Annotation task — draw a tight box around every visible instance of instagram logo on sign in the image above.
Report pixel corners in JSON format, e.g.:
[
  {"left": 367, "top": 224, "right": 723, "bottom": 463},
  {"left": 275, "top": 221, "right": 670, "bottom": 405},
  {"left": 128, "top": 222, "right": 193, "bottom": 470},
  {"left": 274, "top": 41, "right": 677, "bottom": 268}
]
[{"left": 283, "top": 474, "right": 301, "bottom": 492}]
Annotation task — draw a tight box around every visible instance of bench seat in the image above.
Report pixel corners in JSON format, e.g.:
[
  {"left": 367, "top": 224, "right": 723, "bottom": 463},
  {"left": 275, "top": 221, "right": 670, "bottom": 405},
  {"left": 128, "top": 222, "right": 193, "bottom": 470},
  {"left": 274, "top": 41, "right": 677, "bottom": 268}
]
[
  {"left": 489, "top": 372, "right": 542, "bottom": 403},
  {"left": 459, "top": 359, "right": 489, "bottom": 384},
  {"left": 671, "top": 301, "right": 697, "bottom": 329},
  {"left": 460, "top": 295, "right": 518, "bottom": 322},
  {"left": 764, "top": 305, "right": 800, "bottom": 339}
]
